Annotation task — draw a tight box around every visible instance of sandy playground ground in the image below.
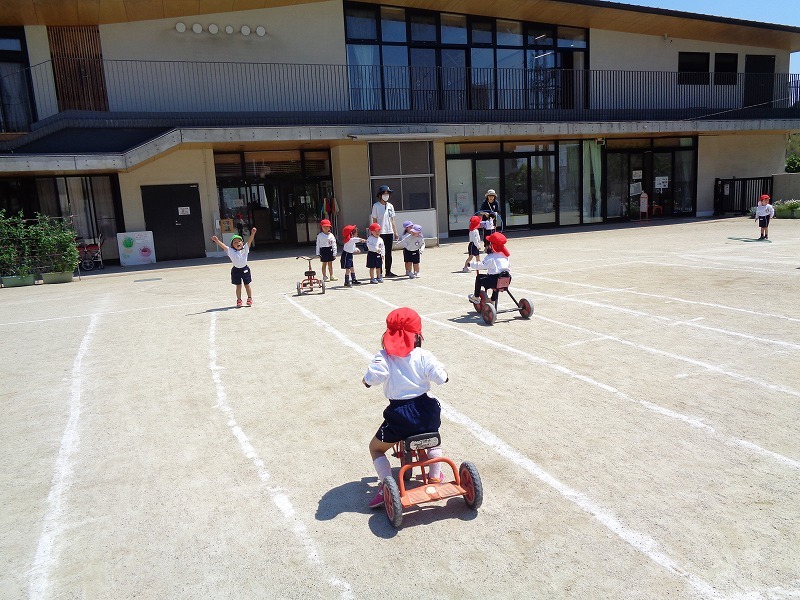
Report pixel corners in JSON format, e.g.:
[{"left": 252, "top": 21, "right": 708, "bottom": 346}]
[{"left": 1, "top": 216, "right": 799, "bottom": 600}]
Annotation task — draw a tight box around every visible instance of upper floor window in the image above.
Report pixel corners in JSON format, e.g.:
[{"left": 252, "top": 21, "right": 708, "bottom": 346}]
[
  {"left": 369, "top": 141, "right": 434, "bottom": 210},
  {"left": 714, "top": 53, "right": 738, "bottom": 86},
  {"left": 678, "top": 52, "right": 710, "bottom": 85}
]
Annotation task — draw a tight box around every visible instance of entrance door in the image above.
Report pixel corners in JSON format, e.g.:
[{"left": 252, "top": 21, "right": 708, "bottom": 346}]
[
  {"left": 141, "top": 184, "right": 206, "bottom": 261},
  {"left": 652, "top": 152, "right": 673, "bottom": 217},
  {"left": 606, "top": 152, "right": 644, "bottom": 220},
  {"left": 744, "top": 55, "right": 775, "bottom": 111}
]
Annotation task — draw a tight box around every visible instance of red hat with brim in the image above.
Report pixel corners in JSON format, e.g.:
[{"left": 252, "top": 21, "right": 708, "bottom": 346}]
[
  {"left": 342, "top": 224, "right": 357, "bottom": 243},
  {"left": 369, "top": 223, "right": 382, "bottom": 232},
  {"left": 485, "top": 232, "right": 510, "bottom": 257},
  {"left": 383, "top": 307, "right": 422, "bottom": 357},
  {"left": 760, "top": 194, "right": 770, "bottom": 201},
  {"left": 469, "top": 215, "right": 482, "bottom": 231},
  {"left": 320, "top": 219, "right": 332, "bottom": 227}
]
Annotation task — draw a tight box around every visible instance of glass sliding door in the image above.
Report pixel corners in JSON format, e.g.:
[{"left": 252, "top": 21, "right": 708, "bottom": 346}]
[
  {"left": 582, "top": 140, "right": 602, "bottom": 223},
  {"left": 447, "top": 159, "right": 474, "bottom": 230},
  {"left": 606, "top": 153, "right": 628, "bottom": 219},
  {"left": 531, "top": 154, "right": 556, "bottom": 224},
  {"left": 652, "top": 152, "right": 673, "bottom": 217},
  {"left": 475, "top": 159, "right": 501, "bottom": 214},
  {"left": 504, "top": 157, "right": 529, "bottom": 227},
  {"left": 558, "top": 141, "right": 581, "bottom": 225}
]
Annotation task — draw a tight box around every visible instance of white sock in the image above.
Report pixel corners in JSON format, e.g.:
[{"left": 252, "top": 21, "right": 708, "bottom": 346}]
[
  {"left": 427, "top": 447, "right": 443, "bottom": 479},
  {"left": 373, "top": 455, "right": 391, "bottom": 483}
]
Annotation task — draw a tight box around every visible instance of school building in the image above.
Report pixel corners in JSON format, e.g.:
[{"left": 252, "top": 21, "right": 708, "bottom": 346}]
[{"left": 1, "top": 0, "right": 799, "bottom": 263}]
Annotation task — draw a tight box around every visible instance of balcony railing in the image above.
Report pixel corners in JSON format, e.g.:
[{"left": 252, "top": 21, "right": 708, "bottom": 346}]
[{"left": 2, "top": 59, "right": 799, "bottom": 134}]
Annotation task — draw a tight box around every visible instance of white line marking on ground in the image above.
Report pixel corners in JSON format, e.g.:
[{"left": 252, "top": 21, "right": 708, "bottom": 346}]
[
  {"left": 285, "top": 296, "right": 721, "bottom": 600},
  {"left": 1, "top": 301, "right": 209, "bottom": 327},
  {"left": 208, "top": 314, "right": 353, "bottom": 600},
  {"left": 425, "top": 285, "right": 800, "bottom": 470},
  {"left": 518, "top": 283, "right": 800, "bottom": 351},
  {"left": 523, "top": 272, "right": 800, "bottom": 324},
  {"left": 28, "top": 314, "right": 100, "bottom": 600}
]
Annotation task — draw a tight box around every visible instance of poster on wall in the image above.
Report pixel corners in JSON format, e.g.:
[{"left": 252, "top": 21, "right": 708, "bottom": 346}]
[{"left": 117, "top": 231, "right": 156, "bottom": 266}]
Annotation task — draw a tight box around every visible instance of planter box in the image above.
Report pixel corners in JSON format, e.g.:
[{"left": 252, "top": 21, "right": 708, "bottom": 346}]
[
  {"left": 1, "top": 274, "right": 36, "bottom": 287},
  {"left": 41, "top": 271, "right": 74, "bottom": 284}
]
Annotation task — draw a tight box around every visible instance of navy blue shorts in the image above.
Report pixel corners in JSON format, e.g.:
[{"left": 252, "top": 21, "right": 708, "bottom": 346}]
[
  {"left": 319, "top": 247, "right": 334, "bottom": 262},
  {"left": 340, "top": 251, "right": 354, "bottom": 269},
  {"left": 758, "top": 215, "right": 771, "bottom": 227},
  {"left": 366, "top": 251, "right": 383, "bottom": 269},
  {"left": 375, "top": 394, "right": 441, "bottom": 443},
  {"left": 231, "top": 265, "right": 251, "bottom": 285},
  {"left": 403, "top": 248, "right": 420, "bottom": 264},
  {"left": 467, "top": 242, "right": 481, "bottom": 257}
]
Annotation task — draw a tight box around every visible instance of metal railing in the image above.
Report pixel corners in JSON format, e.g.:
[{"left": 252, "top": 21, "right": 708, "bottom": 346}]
[
  {"left": 2, "top": 59, "right": 799, "bottom": 133},
  {"left": 714, "top": 177, "right": 773, "bottom": 214}
]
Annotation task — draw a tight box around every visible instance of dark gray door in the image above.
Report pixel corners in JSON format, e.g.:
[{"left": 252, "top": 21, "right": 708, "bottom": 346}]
[
  {"left": 141, "top": 184, "right": 206, "bottom": 261},
  {"left": 744, "top": 55, "right": 775, "bottom": 110}
]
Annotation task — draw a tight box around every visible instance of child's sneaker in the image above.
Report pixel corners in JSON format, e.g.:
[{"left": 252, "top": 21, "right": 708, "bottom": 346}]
[
  {"left": 408, "top": 272, "right": 416, "bottom": 279},
  {"left": 352, "top": 279, "right": 363, "bottom": 285},
  {"left": 246, "top": 297, "right": 252, "bottom": 306},
  {"left": 323, "top": 276, "right": 329, "bottom": 282},
  {"left": 462, "top": 266, "right": 470, "bottom": 272},
  {"left": 428, "top": 472, "right": 444, "bottom": 484},
  {"left": 330, "top": 276, "right": 339, "bottom": 281},
  {"left": 406, "top": 271, "right": 412, "bottom": 277},
  {"left": 468, "top": 293, "right": 478, "bottom": 303},
  {"left": 236, "top": 298, "right": 243, "bottom": 307},
  {"left": 368, "top": 484, "right": 385, "bottom": 509},
  {"left": 370, "top": 278, "right": 378, "bottom": 284},
  {"left": 413, "top": 272, "right": 420, "bottom": 278},
  {"left": 377, "top": 276, "right": 384, "bottom": 283},
  {"left": 344, "top": 281, "right": 352, "bottom": 287}
]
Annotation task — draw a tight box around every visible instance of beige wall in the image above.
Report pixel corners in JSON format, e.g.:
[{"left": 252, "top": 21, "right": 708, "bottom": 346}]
[
  {"left": 697, "top": 133, "right": 787, "bottom": 215},
  {"left": 99, "top": 2, "right": 346, "bottom": 65},
  {"left": 590, "top": 29, "right": 791, "bottom": 73},
  {"left": 331, "top": 143, "right": 372, "bottom": 234},
  {"left": 432, "top": 141, "right": 448, "bottom": 238},
  {"left": 117, "top": 148, "right": 220, "bottom": 254},
  {"left": 772, "top": 173, "right": 800, "bottom": 202}
]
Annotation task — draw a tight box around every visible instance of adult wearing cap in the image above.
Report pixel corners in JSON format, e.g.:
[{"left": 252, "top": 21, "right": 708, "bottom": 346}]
[
  {"left": 362, "top": 307, "right": 449, "bottom": 508},
  {"left": 755, "top": 193, "right": 775, "bottom": 240},
  {"left": 371, "top": 185, "right": 399, "bottom": 277},
  {"left": 466, "top": 232, "right": 511, "bottom": 303},
  {"left": 479, "top": 189, "right": 501, "bottom": 238}
]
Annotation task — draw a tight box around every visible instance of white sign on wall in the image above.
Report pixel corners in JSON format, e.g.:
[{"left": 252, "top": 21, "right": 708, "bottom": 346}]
[
  {"left": 655, "top": 176, "right": 669, "bottom": 190},
  {"left": 632, "top": 170, "right": 642, "bottom": 180},
  {"left": 117, "top": 231, "right": 156, "bottom": 266}
]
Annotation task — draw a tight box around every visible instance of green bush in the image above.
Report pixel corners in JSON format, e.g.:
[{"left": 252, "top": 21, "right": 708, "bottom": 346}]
[
  {"left": 31, "top": 214, "right": 80, "bottom": 273},
  {"left": 787, "top": 154, "right": 800, "bottom": 174},
  {"left": 0, "top": 211, "right": 33, "bottom": 277}
]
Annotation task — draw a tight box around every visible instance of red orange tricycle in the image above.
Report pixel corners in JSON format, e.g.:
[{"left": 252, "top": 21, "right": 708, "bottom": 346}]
[
  {"left": 296, "top": 255, "right": 325, "bottom": 295},
  {"left": 381, "top": 431, "right": 483, "bottom": 528}
]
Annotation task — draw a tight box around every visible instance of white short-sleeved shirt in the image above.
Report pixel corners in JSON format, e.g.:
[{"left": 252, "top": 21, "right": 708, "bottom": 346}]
[
  {"left": 371, "top": 201, "right": 396, "bottom": 235},
  {"left": 315, "top": 232, "right": 337, "bottom": 256},
  {"left": 363, "top": 347, "right": 448, "bottom": 400},
  {"left": 469, "top": 252, "right": 510, "bottom": 275},
  {"left": 366, "top": 234, "right": 385, "bottom": 256},
  {"left": 227, "top": 244, "right": 250, "bottom": 269},
  {"left": 343, "top": 237, "right": 365, "bottom": 253}
]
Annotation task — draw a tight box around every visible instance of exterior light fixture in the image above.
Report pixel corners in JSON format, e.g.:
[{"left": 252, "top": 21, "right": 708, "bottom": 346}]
[
  {"left": 256, "top": 26, "right": 266, "bottom": 36},
  {"left": 225, "top": 25, "right": 234, "bottom": 34},
  {"left": 241, "top": 25, "right": 251, "bottom": 36},
  {"left": 208, "top": 24, "right": 219, "bottom": 34},
  {"left": 192, "top": 23, "right": 203, "bottom": 33},
  {"left": 175, "top": 22, "right": 187, "bottom": 32}
]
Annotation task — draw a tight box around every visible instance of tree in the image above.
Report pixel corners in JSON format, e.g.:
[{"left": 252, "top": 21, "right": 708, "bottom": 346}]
[{"left": 787, "top": 133, "right": 800, "bottom": 173}]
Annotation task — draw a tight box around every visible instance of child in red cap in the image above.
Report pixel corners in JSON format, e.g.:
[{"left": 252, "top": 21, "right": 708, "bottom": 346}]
[
  {"left": 315, "top": 219, "right": 337, "bottom": 282},
  {"left": 340, "top": 224, "right": 366, "bottom": 287},
  {"left": 366, "top": 222, "right": 385, "bottom": 283},
  {"left": 463, "top": 214, "right": 490, "bottom": 272},
  {"left": 754, "top": 194, "right": 774, "bottom": 240},
  {"left": 467, "top": 232, "right": 510, "bottom": 303},
  {"left": 362, "top": 307, "right": 449, "bottom": 509}
]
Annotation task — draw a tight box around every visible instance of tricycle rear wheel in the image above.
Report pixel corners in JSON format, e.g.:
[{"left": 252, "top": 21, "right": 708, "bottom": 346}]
[
  {"left": 383, "top": 477, "right": 403, "bottom": 528},
  {"left": 459, "top": 461, "right": 483, "bottom": 509}
]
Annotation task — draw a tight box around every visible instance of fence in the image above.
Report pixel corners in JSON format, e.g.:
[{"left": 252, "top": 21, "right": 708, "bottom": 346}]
[
  {"left": 2, "top": 59, "right": 799, "bottom": 133},
  {"left": 714, "top": 177, "right": 773, "bottom": 214}
]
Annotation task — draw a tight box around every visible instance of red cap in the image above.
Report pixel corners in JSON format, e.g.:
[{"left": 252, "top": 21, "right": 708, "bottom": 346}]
[
  {"left": 760, "top": 194, "right": 770, "bottom": 201},
  {"left": 342, "top": 225, "right": 356, "bottom": 243},
  {"left": 383, "top": 307, "right": 422, "bottom": 357},
  {"left": 485, "top": 232, "right": 510, "bottom": 257},
  {"left": 368, "top": 223, "right": 381, "bottom": 233},
  {"left": 320, "top": 219, "right": 332, "bottom": 228},
  {"left": 469, "top": 215, "right": 482, "bottom": 231}
]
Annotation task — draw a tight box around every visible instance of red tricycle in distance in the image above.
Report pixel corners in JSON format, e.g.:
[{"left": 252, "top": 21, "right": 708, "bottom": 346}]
[
  {"left": 381, "top": 431, "right": 483, "bottom": 528},
  {"left": 295, "top": 256, "right": 325, "bottom": 295},
  {"left": 469, "top": 270, "right": 533, "bottom": 325}
]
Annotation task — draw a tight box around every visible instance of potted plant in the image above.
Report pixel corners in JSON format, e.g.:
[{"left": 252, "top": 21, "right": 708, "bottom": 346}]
[
  {"left": 0, "top": 210, "right": 36, "bottom": 287},
  {"left": 34, "top": 215, "right": 80, "bottom": 283}
]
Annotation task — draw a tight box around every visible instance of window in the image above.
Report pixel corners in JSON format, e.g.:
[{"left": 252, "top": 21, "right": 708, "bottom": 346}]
[
  {"left": 345, "top": 5, "right": 377, "bottom": 39},
  {"left": 440, "top": 13, "right": 467, "bottom": 45},
  {"left": 678, "top": 52, "right": 710, "bottom": 85},
  {"left": 714, "top": 53, "right": 737, "bottom": 86},
  {"left": 381, "top": 7, "right": 406, "bottom": 42},
  {"left": 369, "top": 142, "right": 434, "bottom": 210}
]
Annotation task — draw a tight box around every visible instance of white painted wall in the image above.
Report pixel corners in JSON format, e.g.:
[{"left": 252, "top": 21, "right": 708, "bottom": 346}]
[{"left": 696, "top": 133, "right": 787, "bottom": 215}]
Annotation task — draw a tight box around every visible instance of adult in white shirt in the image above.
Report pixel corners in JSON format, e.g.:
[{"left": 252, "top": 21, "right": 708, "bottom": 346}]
[{"left": 371, "top": 184, "right": 399, "bottom": 277}]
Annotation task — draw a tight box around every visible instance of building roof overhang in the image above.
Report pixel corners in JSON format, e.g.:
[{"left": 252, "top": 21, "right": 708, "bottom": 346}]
[{"left": 0, "top": 0, "right": 799, "bottom": 51}]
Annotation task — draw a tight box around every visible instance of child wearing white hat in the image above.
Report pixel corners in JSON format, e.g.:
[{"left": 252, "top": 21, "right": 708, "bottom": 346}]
[{"left": 400, "top": 223, "right": 425, "bottom": 278}]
